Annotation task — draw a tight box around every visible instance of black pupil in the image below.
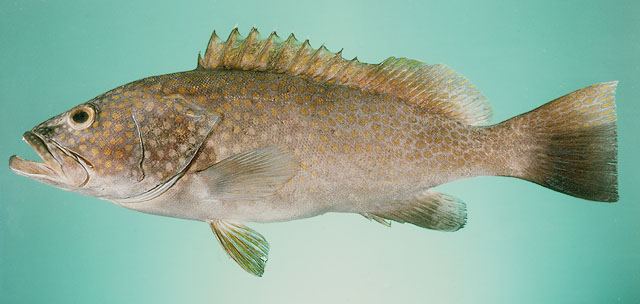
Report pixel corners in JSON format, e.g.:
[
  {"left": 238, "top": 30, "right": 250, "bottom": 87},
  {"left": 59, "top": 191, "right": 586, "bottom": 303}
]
[{"left": 72, "top": 110, "right": 89, "bottom": 124}]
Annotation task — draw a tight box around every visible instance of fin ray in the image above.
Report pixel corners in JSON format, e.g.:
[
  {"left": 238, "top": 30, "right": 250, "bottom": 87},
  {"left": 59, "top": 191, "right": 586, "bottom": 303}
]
[
  {"left": 196, "top": 146, "right": 298, "bottom": 202},
  {"left": 500, "top": 81, "right": 618, "bottom": 202},
  {"left": 210, "top": 220, "right": 269, "bottom": 276},
  {"left": 363, "top": 190, "right": 467, "bottom": 232}
]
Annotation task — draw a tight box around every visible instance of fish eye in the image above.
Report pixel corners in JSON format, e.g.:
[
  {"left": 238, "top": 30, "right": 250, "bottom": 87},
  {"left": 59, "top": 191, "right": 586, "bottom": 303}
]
[{"left": 67, "top": 105, "right": 96, "bottom": 130}]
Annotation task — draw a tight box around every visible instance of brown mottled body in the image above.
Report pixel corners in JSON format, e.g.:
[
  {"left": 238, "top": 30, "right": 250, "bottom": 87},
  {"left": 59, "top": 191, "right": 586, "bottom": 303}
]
[{"left": 108, "top": 70, "right": 505, "bottom": 222}]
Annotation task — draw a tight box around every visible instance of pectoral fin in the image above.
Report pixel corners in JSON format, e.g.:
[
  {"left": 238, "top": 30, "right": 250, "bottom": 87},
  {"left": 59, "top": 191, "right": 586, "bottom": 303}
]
[
  {"left": 196, "top": 146, "right": 298, "bottom": 202},
  {"left": 209, "top": 220, "right": 269, "bottom": 277},
  {"left": 363, "top": 190, "right": 467, "bottom": 232}
]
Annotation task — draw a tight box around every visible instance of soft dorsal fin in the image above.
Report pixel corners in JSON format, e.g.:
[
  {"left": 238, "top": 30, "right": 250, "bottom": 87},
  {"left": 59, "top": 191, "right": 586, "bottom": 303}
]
[{"left": 199, "top": 28, "right": 492, "bottom": 126}]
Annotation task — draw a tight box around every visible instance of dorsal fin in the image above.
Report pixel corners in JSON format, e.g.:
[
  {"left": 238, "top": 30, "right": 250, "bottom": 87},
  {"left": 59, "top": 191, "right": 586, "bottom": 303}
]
[{"left": 199, "top": 28, "right": 492, "bottom": 126}]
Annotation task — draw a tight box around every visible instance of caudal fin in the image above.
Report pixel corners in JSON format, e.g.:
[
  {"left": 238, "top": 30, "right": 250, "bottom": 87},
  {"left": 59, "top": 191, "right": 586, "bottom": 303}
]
[{"left": 501, "top": 82, "right": 618, "bottom": 202}]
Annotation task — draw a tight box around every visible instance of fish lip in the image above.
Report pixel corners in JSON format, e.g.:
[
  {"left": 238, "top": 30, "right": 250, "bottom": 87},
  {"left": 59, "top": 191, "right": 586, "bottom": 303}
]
[
  {"left": 9, "top": 131, "right": 60, "bottom": 178},
  {"left": 10, "top": 131, "right": 92, "bottom": 189}
]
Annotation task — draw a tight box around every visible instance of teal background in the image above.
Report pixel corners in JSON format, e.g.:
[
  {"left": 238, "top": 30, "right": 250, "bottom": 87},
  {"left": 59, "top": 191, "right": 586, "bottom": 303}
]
[{"left": 1, "top": 0, "right": 638, "bottom": 303}]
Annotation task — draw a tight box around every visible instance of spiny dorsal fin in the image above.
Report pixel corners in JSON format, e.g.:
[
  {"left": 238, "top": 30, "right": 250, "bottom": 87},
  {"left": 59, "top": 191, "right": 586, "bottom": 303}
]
[{"left": 199, "top": 27, "right": 492, "bottom": 126}]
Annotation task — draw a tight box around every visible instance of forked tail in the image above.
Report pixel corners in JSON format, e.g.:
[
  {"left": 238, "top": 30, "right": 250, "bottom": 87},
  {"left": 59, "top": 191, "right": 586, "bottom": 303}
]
[{"left": 495, "top": 82, "right": 618, "bottom": 202}]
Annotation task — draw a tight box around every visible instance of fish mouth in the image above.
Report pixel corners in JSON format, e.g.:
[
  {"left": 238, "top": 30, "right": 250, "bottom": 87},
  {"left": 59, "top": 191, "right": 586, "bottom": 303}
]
[
  {"left": 9, "top": 132, "right": 60, "bottom": 178},
  {"left": 9, "top": 131, "right": 89, "bottom": 188}
]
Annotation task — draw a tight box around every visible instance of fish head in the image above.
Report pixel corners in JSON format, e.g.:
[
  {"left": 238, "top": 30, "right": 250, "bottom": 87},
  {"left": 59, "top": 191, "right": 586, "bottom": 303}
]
[
  {"left": 9, "top": 95, "right": 144, "bottom": 198},
  {"left": 9, "top": 79, "right": 220, "bottom": 202}
]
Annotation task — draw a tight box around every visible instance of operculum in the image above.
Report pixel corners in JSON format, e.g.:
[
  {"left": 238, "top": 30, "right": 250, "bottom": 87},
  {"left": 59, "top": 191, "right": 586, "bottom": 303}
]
[{"left": 115, "top": 94, "right": 219, "bottom": 203}]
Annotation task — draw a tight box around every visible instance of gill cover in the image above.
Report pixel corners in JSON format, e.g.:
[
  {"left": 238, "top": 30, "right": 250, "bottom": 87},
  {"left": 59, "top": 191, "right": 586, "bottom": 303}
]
[{"left": 113, "top": 94, "right": 219, "bottom": 203}]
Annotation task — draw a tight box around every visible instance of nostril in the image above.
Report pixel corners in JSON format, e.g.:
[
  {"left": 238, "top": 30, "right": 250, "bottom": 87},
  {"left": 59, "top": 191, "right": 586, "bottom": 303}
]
[{"left": 33, "top": 126, "right": 54, "bottom": 136}]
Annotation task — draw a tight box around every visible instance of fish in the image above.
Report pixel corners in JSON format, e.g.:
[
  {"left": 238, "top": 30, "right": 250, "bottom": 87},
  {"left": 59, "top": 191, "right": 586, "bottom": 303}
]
[{"left": 9, "top": 28, "right": 618, "bottom": 276}]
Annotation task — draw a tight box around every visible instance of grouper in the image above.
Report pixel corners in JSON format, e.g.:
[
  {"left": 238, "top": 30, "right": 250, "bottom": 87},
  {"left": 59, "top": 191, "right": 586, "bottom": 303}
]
[{"left": 9, "top": 28, "right": 618, "bottom": 276}]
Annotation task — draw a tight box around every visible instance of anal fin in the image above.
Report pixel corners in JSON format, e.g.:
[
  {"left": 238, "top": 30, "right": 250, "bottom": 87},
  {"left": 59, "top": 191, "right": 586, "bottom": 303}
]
[
  {"left": 363, "top": 190, "right": 467, "bottom": 232},
  {"left": 209, "top": 220, "right": 269, "bottom": 277}
]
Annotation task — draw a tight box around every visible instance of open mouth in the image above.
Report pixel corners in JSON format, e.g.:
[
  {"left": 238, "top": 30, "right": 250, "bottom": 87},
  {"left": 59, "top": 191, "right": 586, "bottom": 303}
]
[
  {"left": 9, "top": 131, "right": 91, "bottom": 188},
  {"left": 9, "top": 131, "right": 61, "bottom": 179}
]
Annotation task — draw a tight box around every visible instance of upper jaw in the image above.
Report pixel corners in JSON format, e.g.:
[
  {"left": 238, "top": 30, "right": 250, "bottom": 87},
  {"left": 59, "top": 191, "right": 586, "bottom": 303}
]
[{"left": 9, "top": 131, "right": 88, "bottom": 189}]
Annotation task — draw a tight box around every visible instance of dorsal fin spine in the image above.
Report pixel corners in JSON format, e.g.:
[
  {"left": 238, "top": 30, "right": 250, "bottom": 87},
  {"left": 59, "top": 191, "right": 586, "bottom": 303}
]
[
  {"left": 237, "top": 28, "right": 259, "bottom": 68},
  {"left": 302, "top": 44, "right": 327, "bottom": 78},
  {"left": 255, "top": 32, "right": 278, "bottom": 70},
  {"left": 221, "top": 28, "right": 240, "bottom": 68},
  {"left": 332, "top": 57, "right": 357, "bottom": 84},
  {"left": 203, "top": 31, "right": 222, "bottom": 68},
  {"left": 271, "top": 34, "right": 296, "bottom": 72},
  {"left": 197, "top": 53, "right": 204, "bottom": 69},
  {"left": 289, "top": 39, "right": 312, "bottom": 75},
  {"left": 325, "top": 51, "right": 347, "bottom": 82}
]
